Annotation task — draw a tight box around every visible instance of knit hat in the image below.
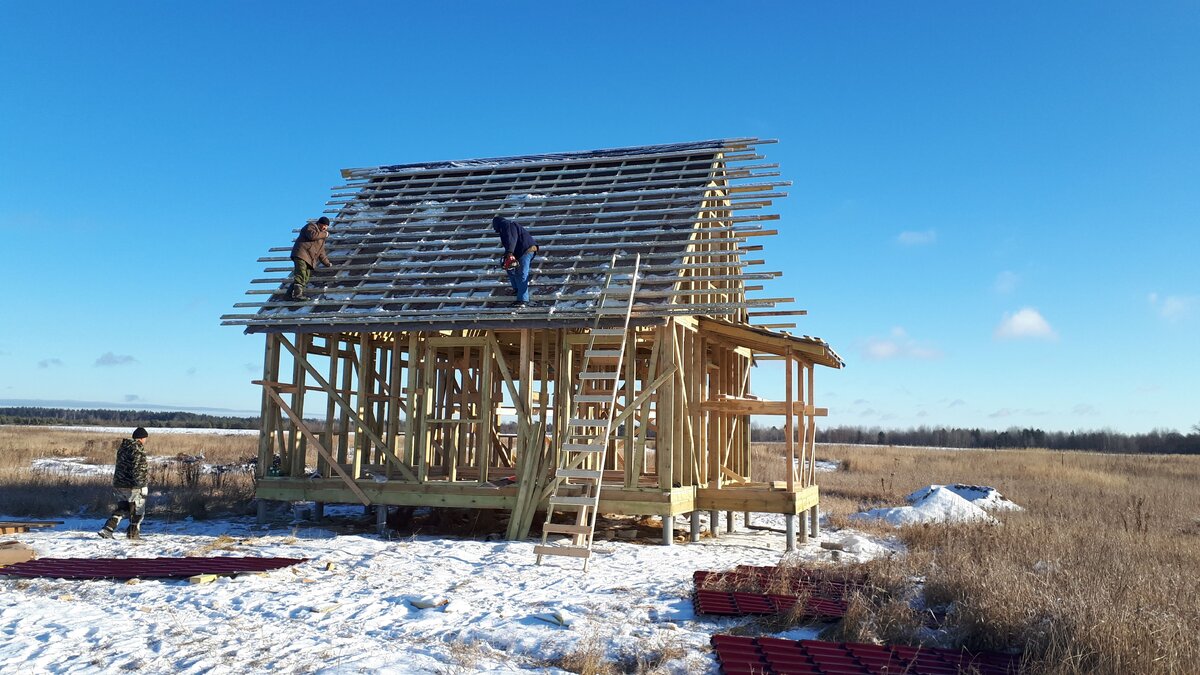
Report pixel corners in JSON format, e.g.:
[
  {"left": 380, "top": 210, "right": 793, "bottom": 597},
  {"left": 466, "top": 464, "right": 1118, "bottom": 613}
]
[
  {"left": 316, "top": 216, "right": 330, "bottom": 225},
  {"left": 132, "top": 427, "right": 149, "bottom": 439}
]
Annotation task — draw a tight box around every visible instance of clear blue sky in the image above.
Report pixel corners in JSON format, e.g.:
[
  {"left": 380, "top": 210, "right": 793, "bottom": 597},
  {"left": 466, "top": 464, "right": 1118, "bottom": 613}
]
[{"left": 1, "top": 2, "right": 1196, "bottom": 433}]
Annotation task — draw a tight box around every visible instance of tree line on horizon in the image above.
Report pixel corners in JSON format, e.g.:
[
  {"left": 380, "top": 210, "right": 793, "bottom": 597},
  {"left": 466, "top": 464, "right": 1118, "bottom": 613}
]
[
  {"left": 751, "top": 423, "right": 1200, "bottom": 455},
  {"left": 6, "top": 406, "right": 1199, "bottom": 455},
  {"left": 0, "top": 407, "right": 259, "bottom": 429}
]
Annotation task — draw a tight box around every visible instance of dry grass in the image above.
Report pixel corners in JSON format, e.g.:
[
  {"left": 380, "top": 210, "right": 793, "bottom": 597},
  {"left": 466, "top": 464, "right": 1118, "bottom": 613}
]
[
  {"left": 751, "top": 442, "right": 1200, "bottom": 673},
  {"left": 0, "top": 427, "right": 257, "bottom": 519}
]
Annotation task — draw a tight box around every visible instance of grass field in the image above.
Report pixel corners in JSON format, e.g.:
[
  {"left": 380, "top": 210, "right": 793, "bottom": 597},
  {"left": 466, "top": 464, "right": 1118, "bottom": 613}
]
[
  {"left": 0, "top": 427, "right": 256, "bottom": 520},
  {"left": 773, "top": 443, "right": 1200, "bottom": 674}
]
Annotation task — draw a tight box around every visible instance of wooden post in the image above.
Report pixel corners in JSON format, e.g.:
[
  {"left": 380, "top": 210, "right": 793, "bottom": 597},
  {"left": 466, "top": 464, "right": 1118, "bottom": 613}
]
[
  {"left": 291, "top": 333, "right": 309, "bottom": 478},
  {"left": 323, "top": 335, "right": 339, "bottom": 477},
  {"left": 385, "top": 333, "right": 403, "bottom": 479},
  {"left": 258, "top": 334, "right": 280, "bottom": 479},
  {"left": 785, "top": 349, "right": 794, "bottom": 492},
  {"left": 404, "top": 334, "right": 420, "bottom": 467},
  {"left": 656, "top": 325, "right": 675, "bottom": 488}
]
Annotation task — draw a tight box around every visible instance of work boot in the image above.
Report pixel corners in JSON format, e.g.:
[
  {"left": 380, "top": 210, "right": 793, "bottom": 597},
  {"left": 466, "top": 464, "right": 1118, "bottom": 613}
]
[
  {"left": 97, "top": 516, "right": 120, "bottom": 539},
  {"left": 126, "top": 524, "right": 140, "bottom": 540},
  {"left": 289, "top": 284, "right": 306, "bottom": 301}
]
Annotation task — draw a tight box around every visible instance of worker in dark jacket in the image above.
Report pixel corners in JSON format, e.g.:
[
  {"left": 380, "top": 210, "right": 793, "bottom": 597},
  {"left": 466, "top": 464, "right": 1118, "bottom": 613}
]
[
  {"left": 492, "top": 216, "right": 538, "bottom": 306},
  {"left": 288, "top": 216, "right": 334, "bottom": 300},
  {"left": 98, "top": 427, "right": 150, "bottom": 540}
]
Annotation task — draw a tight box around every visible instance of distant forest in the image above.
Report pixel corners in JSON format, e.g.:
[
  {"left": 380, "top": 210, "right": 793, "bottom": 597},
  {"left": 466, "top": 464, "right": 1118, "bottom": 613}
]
[
  {"left": 6, "top": 406, "right": 1199, "bottom": 455},
  {"left": 0, "top": 407, "right": 259, "bottom": 429},
  {"left": 753, "top": 424, "right": 1200, "bottom": 455}
]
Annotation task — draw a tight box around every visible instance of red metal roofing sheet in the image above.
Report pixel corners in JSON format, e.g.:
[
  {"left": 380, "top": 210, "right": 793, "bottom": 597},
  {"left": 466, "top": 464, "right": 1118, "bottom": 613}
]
[
  {"left": 694, "top": 566, "right": 859, "bottom": 620},
  {"left": 712, "top": 635, "right": 1021, "bottom": 675},
  {"left": 0, "top": 556, "right": 306, "bottom": 580}
]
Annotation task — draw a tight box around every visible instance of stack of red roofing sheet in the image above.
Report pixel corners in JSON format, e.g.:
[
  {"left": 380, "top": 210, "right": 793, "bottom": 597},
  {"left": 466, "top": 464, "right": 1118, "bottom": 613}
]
[
  {"left": 0, "top": 556, "right": 306, "bottom": 580},
  {"left": 694, "top": 565, "right": 864, "bottom": 620},
  {"left": 712, "top": 635, "right": 1021, "bottom": 675}
]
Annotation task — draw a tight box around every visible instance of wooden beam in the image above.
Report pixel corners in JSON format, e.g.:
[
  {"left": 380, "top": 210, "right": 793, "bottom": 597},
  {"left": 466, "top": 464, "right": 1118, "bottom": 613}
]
[
  {"left": 277, "top": 334, "right": 417, "bottom": 482},
  {"left": 264, "top": 386, "right": 370, "bottom": 506}
]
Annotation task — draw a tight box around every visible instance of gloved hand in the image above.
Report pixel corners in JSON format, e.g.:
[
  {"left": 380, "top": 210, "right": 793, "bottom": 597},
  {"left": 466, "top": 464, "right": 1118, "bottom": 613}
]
[
  {"left": 502, "top": 254, "right": 518, "bottom": 270},
  {"left": 141, "top": 486, "right": 149, "bottom": 496}
]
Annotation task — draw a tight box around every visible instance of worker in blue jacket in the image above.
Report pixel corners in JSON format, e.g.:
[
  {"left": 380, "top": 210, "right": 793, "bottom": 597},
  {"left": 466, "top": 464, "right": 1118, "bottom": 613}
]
[{"left": 492, "top": 216, "right": 539, "bottom": 306}]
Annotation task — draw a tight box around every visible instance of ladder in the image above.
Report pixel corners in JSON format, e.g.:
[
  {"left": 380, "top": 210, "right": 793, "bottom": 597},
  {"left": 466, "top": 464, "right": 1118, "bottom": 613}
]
[{"left": 535, "top": 253, "right": 641, "bottom": 570}]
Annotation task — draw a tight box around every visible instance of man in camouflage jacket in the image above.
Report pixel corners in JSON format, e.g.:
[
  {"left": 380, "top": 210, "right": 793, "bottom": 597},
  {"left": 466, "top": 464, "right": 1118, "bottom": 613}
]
[
  {"left": 288, "top": 216, "right": 334, "bottom": 300},
  {"left": 98, "top": 427, "right": 150, "bottom": 540}
]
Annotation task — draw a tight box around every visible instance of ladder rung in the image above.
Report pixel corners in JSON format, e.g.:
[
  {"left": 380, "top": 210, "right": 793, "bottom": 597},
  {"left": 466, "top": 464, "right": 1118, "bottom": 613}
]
[
  {"left": 533, "top": 544, "right": 591, "bottom": 559},
  {"left": 575, "top": 394, "right": 615, "bottom": 403},
  {"left": 548, "top": 496, "right": 596, "bottom": 507},
  {"left": 585, "top": 350, "right": 623, "bottom": 358},
  {"left": 556, "top": 468, "right": 603, "bottom": 480},
  {"left": 590, "top": 328, "right": 625, "bottom": 336},
  {"left": 568, "top": 418, "right": 606, "bottom": 427},
  {"left": 580, "top": 372, "right": 619, "bottom": 380},
  {"left": 543, "top": 523, "right": 594, "bottom": 536},
  {"left": 562, "top": 443, "right": 606, "bottom": 452}
]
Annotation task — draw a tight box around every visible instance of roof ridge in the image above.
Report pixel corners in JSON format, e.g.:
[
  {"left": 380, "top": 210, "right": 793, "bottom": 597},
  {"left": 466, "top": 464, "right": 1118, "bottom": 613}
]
[{"left": 345, "top": 137, "right": 768, "bottom": 177}]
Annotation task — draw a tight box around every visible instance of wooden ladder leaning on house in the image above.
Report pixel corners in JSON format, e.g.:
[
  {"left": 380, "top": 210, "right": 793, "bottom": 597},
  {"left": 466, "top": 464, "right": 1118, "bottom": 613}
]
[{"left": 535, "top": 253, "right": 642, "bottom": 571}]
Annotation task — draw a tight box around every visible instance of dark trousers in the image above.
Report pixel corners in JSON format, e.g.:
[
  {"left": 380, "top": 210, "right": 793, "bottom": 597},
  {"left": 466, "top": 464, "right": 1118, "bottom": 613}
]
[{"left": 292, "top": 258, "right": 313, "bottom": 289}]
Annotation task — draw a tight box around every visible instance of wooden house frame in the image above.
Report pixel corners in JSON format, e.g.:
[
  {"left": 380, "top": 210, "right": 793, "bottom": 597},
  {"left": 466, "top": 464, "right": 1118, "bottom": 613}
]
[{"left": 222, "top": 139, "right": 842, "bottom": 550}]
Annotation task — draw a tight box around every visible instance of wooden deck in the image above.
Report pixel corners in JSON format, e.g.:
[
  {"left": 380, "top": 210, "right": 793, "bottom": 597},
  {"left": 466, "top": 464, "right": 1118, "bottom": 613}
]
[{"left": 255, "top": 478, "right": 817, "bottom": 518}]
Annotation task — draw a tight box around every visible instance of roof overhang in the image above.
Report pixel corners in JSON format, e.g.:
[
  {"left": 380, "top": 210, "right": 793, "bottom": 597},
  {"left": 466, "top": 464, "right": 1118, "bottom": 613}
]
[{"left": 696, "top": 317, "right": 844, "bottom": 368}]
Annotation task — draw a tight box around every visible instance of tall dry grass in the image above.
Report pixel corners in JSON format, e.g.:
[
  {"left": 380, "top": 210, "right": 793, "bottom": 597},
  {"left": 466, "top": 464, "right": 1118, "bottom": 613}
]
[
  {"left": 0, "top": 427, "right": 257, "bottom": 519},
  {"left": 753, "top": 443, "right": 1200, "bottom": 673}
]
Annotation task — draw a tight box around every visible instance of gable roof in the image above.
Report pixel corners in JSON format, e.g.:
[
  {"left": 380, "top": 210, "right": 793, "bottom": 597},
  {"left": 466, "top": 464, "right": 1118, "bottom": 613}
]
[{"left": 221, "top": 138, "right": 794, "bottom": 334}]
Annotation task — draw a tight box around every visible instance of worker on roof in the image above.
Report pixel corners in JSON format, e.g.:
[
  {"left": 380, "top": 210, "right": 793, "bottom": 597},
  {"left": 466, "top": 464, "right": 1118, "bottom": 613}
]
[
  {"left": 98, "top": 427, "right": 150, "bottom": 540},
  {"left": 288, "top": 216, "right": 334, "bottom": 301},
  {"left": 492, "top": 216, "right": 539, "bottom": 307}
]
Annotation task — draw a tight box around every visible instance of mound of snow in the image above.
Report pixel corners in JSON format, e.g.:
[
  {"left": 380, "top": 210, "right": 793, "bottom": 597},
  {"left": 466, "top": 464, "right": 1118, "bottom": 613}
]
[
  {"left": 908, "top": 484, "right": 1023, "bottom": 512},
  {"left": 851, "top": 485, "right": 999, "bottom": 526}
]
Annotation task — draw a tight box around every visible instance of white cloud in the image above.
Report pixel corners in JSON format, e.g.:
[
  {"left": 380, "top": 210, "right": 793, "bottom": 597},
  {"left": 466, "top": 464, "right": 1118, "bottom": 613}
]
[
  {"left": 95, "top": 352, "right": 137, "bottom": 367},
  {"left": 948, "top": 398, "right": 966, "bottom": 408},
  {"left": 993, "top": 270, "right": 1019, "bottom": 294},
  {"left": 863, "top": 327, "right": 943, "bottom": 360},
  {"left": 995, "top": 308, "right": 1057, "bottom": 340},
  {"left": 896, "top": 229, "right": 937, "bottom": 246},
  {"left": 1147, "top": 292, "right": 1195, "bottom": 321},
  {"left": 38, "top": 358, "right": 64, "bottom": 369}
]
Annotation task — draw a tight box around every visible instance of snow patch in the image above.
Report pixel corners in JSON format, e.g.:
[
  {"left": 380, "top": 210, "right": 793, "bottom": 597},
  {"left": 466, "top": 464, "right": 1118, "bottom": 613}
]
[{"left": 850, "top": 484, "right": 1019, "bottom": 526}]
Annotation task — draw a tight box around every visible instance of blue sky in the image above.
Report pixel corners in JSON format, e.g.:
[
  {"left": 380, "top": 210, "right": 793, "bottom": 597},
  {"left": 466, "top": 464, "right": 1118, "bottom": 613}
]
[{"left": 1, "top": 2, "right": 1196, "bottom": 433}]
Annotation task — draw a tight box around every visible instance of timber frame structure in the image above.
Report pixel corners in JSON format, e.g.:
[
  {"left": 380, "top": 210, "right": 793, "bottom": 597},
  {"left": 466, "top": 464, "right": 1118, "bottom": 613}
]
[{"left": 222, "top": 139, "right": 843, "bottom": 548}]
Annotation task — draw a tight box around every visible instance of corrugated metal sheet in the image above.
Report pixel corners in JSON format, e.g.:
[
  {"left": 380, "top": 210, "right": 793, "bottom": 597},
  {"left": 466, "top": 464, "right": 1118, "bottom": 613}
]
[
  {"left": 694, "top": 566, "right": 862, "bottom": 620},
  {"left": 712, "top": 635, "right": 1022, "bottom": 675},
  {"left": 0, "top": 556, "right": 306, "bottom": 580}
]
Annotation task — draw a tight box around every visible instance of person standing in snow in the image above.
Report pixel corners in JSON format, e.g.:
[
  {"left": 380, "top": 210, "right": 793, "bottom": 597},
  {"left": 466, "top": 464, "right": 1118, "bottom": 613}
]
[
  {"left": 492, "top": 215, "right": 538, "bottom": 306},
  {"left": 288, "top": 216, "right": 334, "bottom": 300},
  {"left": 98, "top": 427, "right": 150, "bottom": 540}
]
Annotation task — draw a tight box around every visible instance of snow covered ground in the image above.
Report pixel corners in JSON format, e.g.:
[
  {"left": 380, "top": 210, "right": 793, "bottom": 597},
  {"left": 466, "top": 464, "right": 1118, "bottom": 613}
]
[
  {"left": 0, "top": 512, "right": 901, "bottom": 674},
  {"left": 31, "top": 455, "right": 252, "bottom": 477}
]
